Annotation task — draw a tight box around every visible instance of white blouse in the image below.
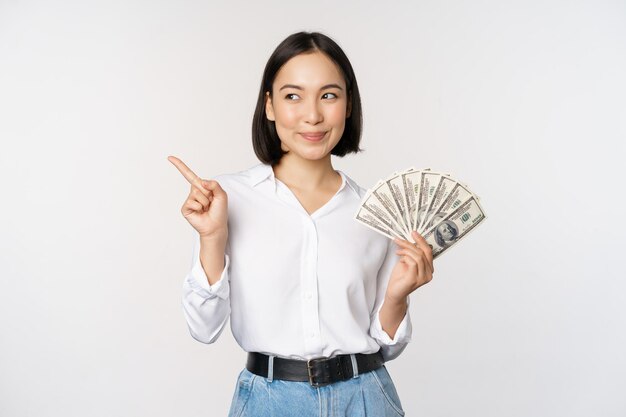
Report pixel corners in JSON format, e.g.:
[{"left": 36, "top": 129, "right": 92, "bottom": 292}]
[{"left": 180, "top": 162, "right": 412, "bottom": 362}]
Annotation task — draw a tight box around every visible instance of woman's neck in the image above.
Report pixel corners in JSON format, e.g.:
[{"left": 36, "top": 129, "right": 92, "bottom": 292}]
[{"left": 272, "top": 154, "right": 340, "bottom": 192}]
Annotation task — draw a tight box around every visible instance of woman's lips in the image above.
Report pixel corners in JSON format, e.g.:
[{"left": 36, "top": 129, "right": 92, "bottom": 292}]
[{"left": 300, "top": 131, "right": 327, "bottom": 141}]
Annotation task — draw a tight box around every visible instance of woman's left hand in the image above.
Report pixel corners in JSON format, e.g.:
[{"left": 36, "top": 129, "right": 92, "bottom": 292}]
[{"left": 386, "top": 230, "right": 434, "bottom": 303}]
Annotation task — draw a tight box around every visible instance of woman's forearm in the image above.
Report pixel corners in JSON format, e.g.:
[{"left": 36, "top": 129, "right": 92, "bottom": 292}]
[
  {"left": 379, "top": 294, "right": 408, "bottom": 340},
  {"left": 199, "top": 233, "right": 228, "bottom": 286}
]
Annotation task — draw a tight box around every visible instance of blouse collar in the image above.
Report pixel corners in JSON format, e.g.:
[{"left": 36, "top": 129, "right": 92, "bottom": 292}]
[{"left": 247, "top": 162, "right": 361, "bottom": 198}]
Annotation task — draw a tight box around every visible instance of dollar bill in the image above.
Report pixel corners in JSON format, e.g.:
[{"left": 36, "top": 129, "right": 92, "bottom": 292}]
[
  {"left": 400, "top": 168, "right": 430, "bottom": 231},
  {"left": 422, "top": 195, "right": 487, "bottom": 259},
  {"left": 353, "top": 204, "right": 404, "bottom": 240},
  {"left": 414, "top": 171, "right": 448, "bottom": 232},
  {"left": 383, "top": 171, "right": 413, "bottom": 236},
  {"left": 419, "top": 181, "right": 476, "bottom": 234},
  {"left": 369, "top": 180, "right": 411, "bottom": 238},
  {"left": 357, "top": 188, "right": 410, "bottom": 240}
]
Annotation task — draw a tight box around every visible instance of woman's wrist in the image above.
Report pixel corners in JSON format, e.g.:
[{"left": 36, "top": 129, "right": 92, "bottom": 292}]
[
  {"left": 199, "top": 228, "right": 228, "bottom": 245},
  {"left": 384, "top": 292, "right": 408, "bottom": 308}
]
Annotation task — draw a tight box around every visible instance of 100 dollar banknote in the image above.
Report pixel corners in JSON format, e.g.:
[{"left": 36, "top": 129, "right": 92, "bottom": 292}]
[{"left": 421, "top": 195, "right": 486, "bottom": 258}]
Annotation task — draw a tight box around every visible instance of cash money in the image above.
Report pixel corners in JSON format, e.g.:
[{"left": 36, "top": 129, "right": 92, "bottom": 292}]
[{"left": 353, "top": 166, "right": 486, "bottom": 259}]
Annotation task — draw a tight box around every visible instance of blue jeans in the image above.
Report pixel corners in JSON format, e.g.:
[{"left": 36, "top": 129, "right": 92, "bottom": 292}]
[{"left": 227, "top": 362, "right": 405, "bottom": 417}]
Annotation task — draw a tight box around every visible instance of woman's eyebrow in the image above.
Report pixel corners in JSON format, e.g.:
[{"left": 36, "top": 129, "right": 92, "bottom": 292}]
[{"left": 279, "top": 83, "right": 343, "bottom": 91}]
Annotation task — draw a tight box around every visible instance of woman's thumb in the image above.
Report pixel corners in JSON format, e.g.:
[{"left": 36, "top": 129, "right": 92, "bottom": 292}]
[{"left": 201, "top": 179, "right": 225, "bottom": 196}]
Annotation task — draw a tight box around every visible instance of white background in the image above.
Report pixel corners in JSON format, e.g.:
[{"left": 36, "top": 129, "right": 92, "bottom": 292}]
[{"left": 1, "top": 0, "right": 625, "bottom": 416}]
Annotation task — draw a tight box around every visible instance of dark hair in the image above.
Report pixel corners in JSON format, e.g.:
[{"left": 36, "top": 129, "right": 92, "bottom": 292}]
[{"left": 252, "top": 31, "right": 364, "bottom": 165}]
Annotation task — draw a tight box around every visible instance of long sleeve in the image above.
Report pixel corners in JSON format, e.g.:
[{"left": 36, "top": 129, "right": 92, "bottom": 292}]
[
  {"left": 368, "top": 238, "right": 413, "bottom": 362},
  {"left": 181, "top": 230, "right": 231, "bottom": 344}
]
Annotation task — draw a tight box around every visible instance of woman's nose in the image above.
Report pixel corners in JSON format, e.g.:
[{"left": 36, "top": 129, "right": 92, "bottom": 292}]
[{"left": 303, "top": 98, "right": 323, "bottom": 123}]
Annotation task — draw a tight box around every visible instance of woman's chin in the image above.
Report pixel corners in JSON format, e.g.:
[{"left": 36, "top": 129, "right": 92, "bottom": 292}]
[{"left": 295, "top": 150, "right": 331, "bottom": 161}]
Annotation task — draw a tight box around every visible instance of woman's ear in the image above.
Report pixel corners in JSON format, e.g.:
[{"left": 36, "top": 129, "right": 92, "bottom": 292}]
[{"left": 265, "top": 91, "right": 275, "bottom": 121}]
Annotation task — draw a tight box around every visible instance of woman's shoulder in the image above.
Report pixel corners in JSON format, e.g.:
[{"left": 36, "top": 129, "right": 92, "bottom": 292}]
[
  {"left": 208, "top": 163, "right": 266, "bottom": 185},
  {"left": 337, "top": 169, "right": 368, "bottom": 200}
]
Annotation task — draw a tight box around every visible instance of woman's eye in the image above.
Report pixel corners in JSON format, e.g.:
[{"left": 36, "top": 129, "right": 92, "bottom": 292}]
[
  {"left": 285, "top": 93, "right": 300, "bottom": 100},
  {"left": 323, "top": 92, "right": 338, "bottom": 99}
]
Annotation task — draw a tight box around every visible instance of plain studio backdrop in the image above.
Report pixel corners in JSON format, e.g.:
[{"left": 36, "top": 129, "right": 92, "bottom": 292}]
[{"left": 1, "top": 0, "right": 624, "bottom": 416}]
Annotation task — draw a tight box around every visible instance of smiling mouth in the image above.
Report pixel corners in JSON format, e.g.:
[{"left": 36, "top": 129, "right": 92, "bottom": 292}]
[{"left": 300, "top": 131, "right": 327, "bottom": 141}]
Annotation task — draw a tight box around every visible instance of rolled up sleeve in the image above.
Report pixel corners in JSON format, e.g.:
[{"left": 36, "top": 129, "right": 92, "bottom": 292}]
[
  {"left": 181, "top": 230, "right": 231, "bottom": 344},
  {"left": 368, "top": 238, "right": 413, "bottom": 362}
]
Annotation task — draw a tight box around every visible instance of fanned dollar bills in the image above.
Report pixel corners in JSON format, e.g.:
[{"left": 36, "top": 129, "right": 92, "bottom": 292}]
[{"left": 353, "top": 167, "right": 487, "bottom": 259}]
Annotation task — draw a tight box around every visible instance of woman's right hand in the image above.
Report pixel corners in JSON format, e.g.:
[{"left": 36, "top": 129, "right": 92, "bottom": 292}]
[{"left": 168, "top": 155, "right": 228, "bottom": 239}]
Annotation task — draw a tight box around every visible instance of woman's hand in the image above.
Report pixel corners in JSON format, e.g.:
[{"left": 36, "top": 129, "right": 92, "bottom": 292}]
[
  {"left": 168, "top": 155, "right": 228, "bottom": 239},
  {"left": 386, "top": 230, "right": 434, "bottom": 303}
]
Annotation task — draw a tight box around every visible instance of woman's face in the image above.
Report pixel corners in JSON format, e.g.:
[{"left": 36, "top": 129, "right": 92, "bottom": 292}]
[{"left": 265, "top": 51, "right": 351, "bottom": 162}]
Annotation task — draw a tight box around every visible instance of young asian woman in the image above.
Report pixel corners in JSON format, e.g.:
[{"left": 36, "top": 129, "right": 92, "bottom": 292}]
[{"left": 169, "top": 30, "right": 434, "bottom": 417}]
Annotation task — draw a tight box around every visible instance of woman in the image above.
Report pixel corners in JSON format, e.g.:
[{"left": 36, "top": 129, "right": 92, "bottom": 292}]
[{"left": 169, "top": 31, "right": 434, "bottom": 417}]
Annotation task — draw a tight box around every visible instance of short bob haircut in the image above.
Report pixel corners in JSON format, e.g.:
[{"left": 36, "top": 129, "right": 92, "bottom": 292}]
[{"left": 252, "top": 31, "right": 364, "bottom": 166}]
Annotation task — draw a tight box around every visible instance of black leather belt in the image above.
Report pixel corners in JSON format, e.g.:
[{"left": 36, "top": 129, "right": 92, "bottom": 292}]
[{"left": 246, "top": 349, "right": 385, "bottom": 387}]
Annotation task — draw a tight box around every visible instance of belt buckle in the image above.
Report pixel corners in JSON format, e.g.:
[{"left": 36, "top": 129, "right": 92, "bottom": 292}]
[{"left": 306, "top": 357, "right": 328, "bottom": 387}]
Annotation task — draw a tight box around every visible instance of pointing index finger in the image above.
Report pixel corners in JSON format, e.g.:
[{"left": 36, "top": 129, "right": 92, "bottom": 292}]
[{"left": 167, "top": 155, "right": 201, "bottom": 186}]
